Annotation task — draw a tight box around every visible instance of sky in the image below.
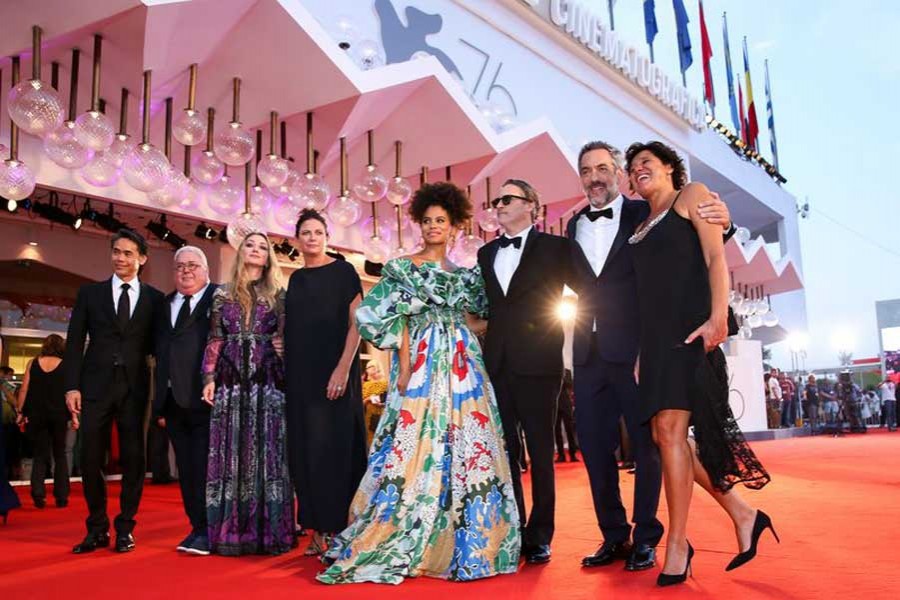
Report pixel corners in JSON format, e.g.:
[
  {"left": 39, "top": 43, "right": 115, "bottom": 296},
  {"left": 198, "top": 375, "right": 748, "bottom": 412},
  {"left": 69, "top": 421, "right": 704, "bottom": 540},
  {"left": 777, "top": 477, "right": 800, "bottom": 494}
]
[{"left": 609, "top": 0, "right": 900, "bottom": 370}]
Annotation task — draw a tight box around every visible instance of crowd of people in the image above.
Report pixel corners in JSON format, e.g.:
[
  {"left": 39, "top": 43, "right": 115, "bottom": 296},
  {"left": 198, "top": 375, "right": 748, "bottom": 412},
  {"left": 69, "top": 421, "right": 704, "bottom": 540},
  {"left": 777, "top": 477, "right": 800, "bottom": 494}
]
[
  {"left": 764, "top": 368, "right": 899, "bottom": 434},
  {"left": 0, "top": 139, "right": 782, "bottom": 588}
]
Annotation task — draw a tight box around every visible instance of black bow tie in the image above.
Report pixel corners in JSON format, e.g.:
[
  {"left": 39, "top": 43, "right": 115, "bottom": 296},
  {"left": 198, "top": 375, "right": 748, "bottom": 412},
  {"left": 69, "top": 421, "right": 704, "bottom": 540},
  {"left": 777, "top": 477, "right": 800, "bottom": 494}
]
[
  {"left": 498, "top": 236, "right": 522, "bottom": 249},
  {"left": 585, "top": 207, "right": 614, "bottom": 222}
]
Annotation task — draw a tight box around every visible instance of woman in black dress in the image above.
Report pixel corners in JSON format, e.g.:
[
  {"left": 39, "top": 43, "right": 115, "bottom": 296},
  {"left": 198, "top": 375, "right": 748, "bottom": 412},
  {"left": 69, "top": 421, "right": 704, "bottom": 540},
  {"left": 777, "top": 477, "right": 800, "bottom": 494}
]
[
  {"left": 625, "top": 142, "right": 773, "bottom": 586},
  {"left": 0, "top": 327, "right": 21, "bottom": 523},
  {"left": 17, "top": 334, "right": 70, "bottom": 508},
  {"left": 285, "top": 209, "right": 367, "bottom": 556}
]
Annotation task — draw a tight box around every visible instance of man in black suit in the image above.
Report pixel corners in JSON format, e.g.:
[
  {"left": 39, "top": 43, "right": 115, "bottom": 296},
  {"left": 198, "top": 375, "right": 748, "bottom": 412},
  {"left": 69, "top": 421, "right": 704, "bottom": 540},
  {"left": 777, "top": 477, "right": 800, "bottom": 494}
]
[
  {"left": 153, "top": 246, "right": 217, "bottom": 556},
  {"left": 477, "top": 178, "right": 571, "bottom": 565},
  {"left": 65, "top": 229, "right": 163, "bottom": 554},
  {"left": 568, "top": 141, "right": 733, "bottom": 571}
]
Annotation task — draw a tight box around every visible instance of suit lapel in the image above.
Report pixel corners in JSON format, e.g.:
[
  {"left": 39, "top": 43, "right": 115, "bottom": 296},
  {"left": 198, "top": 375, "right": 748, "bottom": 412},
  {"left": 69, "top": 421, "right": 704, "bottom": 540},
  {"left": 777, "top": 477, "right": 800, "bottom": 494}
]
[
  {"left": 480, "top": 241, "right": 503, "bottom": 300},
  {"left": 125, "top": 283, "right": 151, "bottom": 333},
  {"left": 505, "top": 227, "right": 539, "bottom": 300},
  {"left": 165, "top": 291, "right": 177, "bottom": 332},
  {"left": 180, "top": 284, "right": 216, "bottom": 331},
  {"left": 104, "top": 278, "right": 123, "bottom": 331},
  {"left": 567, "top": 212, "right": 598, "bottom": 281}
]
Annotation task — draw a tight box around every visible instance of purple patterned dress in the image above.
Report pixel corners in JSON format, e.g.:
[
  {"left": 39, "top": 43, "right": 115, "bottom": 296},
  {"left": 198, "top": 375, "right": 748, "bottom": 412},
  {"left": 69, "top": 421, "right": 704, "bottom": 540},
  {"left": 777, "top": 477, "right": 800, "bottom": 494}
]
[{"left": 202, "top": 286, "right": 295, "bottom": 555}]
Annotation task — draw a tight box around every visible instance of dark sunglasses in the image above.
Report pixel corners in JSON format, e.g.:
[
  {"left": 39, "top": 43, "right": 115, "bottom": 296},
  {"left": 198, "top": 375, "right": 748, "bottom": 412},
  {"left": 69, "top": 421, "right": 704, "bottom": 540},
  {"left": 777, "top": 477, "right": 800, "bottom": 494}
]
[{"left": 491, "top": 194, "right": 533, "bottom": 208}]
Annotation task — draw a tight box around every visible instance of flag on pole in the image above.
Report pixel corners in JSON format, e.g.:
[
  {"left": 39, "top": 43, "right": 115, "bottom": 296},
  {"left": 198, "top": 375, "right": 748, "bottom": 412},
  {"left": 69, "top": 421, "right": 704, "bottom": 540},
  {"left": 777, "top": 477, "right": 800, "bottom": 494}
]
[
  {"left": 742, "top": 37, "right": 759, "bottom": 150},
  {"left": 699, "top": 0, "right": 715, "bottom": 114},
  {"left": 765, "top": 59, "right": 779, "bottom": 170},
  {"left": 723, "top": 13, "right": 740, "bottom": 137},
  {"left": 644, "top": 0, "right": 658, "bottom": 62},
  {"left": 673, "top": 0, "right": 692, "bottom": 85},
  {"left": 738, "top": 82, "right": 748, "bottom": 145}
]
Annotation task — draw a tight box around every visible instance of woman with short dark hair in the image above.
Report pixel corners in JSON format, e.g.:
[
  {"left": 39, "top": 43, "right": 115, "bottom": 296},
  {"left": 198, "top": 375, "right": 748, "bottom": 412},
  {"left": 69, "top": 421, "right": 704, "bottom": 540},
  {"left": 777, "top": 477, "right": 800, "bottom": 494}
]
[
  {"left": 17, "top": 334, "right": 70, "bottom": 508},
  {"left": 625, "top": 141, "right": 773, "bottom": 585}
]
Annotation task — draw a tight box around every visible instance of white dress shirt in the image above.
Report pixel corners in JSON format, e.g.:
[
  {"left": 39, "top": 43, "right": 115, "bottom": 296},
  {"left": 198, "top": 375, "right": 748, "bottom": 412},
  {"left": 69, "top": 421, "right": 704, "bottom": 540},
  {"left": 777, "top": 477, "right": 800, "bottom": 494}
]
[
  {"left": 170, "top": 284, "right": 209, "bottom": 327},
  {"left": 574, "top": 195, "right": 624, "bottom": 277},
  {"left": 111, "top": 274, "right": 140, "bottom": 318},
  {"left": 493, "top": 225, "right": 533, "bottom": 296}
]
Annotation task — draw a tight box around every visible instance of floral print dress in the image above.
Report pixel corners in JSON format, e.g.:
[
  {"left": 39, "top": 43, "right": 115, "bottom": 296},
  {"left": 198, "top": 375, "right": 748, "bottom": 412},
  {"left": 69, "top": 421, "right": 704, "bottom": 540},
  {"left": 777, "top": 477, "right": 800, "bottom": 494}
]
[
  {"left": 318, "top": 258, "right": 520, "bottom": 584},
  {"left": 202, "top": 286, "right": 295, "bottom": 555}
]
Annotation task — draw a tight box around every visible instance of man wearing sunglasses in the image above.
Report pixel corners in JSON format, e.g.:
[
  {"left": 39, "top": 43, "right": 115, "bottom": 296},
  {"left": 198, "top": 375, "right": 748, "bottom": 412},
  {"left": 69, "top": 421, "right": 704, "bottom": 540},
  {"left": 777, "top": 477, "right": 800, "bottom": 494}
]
[
  {"left": 567, "top": 141, "right": 734, "bottom": 573},
  {"left": 477, "top": 178, "right": 572, "bottom": 565}
]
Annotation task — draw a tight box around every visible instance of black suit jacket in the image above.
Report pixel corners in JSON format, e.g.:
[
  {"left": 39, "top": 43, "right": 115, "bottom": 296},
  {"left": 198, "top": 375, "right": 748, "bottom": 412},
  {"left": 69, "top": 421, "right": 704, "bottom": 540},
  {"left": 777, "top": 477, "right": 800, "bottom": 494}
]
[
  {"left": 64, "top": 278, "right": 164, "bottom": 401},
  {"left": 477, "top": 228, "right": 571, "bottom": 378},
  {"left": 566, "top": 200, "right": 649, "bottom": 367},
  {"left": 152, "top": 283, "right": 218, "bottom": 417}
]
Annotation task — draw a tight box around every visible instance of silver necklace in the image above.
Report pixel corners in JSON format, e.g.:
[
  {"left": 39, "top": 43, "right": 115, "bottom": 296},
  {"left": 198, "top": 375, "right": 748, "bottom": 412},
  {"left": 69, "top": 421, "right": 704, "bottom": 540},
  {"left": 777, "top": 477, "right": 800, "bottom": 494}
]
[{"left": 628, "top": 209, "right": 669, "bottom": 244}]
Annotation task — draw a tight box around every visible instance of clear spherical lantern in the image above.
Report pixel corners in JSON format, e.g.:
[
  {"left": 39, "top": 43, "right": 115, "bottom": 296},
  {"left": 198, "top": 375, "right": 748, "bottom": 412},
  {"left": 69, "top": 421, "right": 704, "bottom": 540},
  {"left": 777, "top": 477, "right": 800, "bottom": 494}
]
[
  {"left": 44, "top": 122, "right": 94, "bottom": 169},
  {"left": 105, "top": 134, "right": 132, "bottom": 167},
  {"left": 256, "top": 154, "right": 290, "bottom": 189},
  {"left": 493, "top": 108, "right": 517, "bottom": 133},
  {"left": 736, "top": 324, "right": 752, "bottom": 340},
  {"left": 80, "top": 153, "right": 122, "bottom": 187},
  {"left": 328, "top": 194, "right": 363, "bottom": 226},
  {"left": 122, "top": 143, "right": 170, "bottom": 192},
  {"left": 762, "top": 312, "right": 779, "bottom": 328},
  {"left": 747, "top": 313, "right": 763, "bottom": 329},
  {"left": 289, "top": 172, "right": 332, "bottom": 210},
  {"left": 353, "top": 39, "right": 385, "bottom": 70},
  {"left": 272, "top": 196, "right": 299, "bottom": 229},
  {"left": 172, "top": 109, "right": 207, "bottom": 146},
  {"left": 73, "top": 110, "right": 116, "bottom": 151},
  {"left": 728, "top": 290, "right": 743, "bottom": 306},
  {"left": 735, "top": 226, "right": 751, "bottom": 244},
  {"left": 755, "top": 298, "right": 770, "bottom": 315},
  {"left": 226, "top": 212, "right": 266, "bottom": 250},
  {"left": 363, "top": 236, "right": 391, "bottom": 263},
  {"left": 476, "top": 207, "right": 500, "bottom": 232},
  {"left": 7, "top": 79, "right": 65, "bottom": 137},
  {"left": 352, "top": 165, "right": 389, "bottom": 203},
  {"left": 0, "top": 159, "right": 36, "bottom": 201},
  {"left": 191, "top": 150, "right": 225, "bottom": 185},
  {"left": 213, "top": 122, "right": 255, "bottom": 166},
  {"left": 206, "top": 176, "right": 241, "bottom": 217},
  {"left": 360, "top": 215, "right": 394, "bottom": 243},
  {"left": 148, "top": 170, "right": 191, "bottom": 208},
  {"left": 269, "top": 168, "right": 301, "bottom": 198},
  {"left": 178, "top": 182, "right": 205, "bottom": 211},
  {"left": 332, "top": 14, "right": 360, "bottom": 49},
  {"left": 251, "top": 185, "right": 275, "bottom": 215},
  {"left": 451, "top": 235, "right": 484, "bottom": 269},
  {"left": 386, "top": 176, "right": 413, "bottom": 206}
]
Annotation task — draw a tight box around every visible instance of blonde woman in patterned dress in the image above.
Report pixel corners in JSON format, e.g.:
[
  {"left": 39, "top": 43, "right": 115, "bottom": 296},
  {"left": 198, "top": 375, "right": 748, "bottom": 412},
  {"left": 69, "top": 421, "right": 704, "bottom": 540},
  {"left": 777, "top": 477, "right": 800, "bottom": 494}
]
[{"left": 318, "top": 182, "right": 520, "bottom": 584}]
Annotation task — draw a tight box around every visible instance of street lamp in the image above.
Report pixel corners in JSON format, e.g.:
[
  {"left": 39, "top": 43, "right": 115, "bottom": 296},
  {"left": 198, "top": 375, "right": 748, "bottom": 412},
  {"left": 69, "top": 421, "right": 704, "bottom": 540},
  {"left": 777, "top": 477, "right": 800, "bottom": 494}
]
[
  {"left": 831, "top": 329, "right": 855, "bottom": 366},
  {"left": 787, "top": 332, "right": 808, "bottom": 377}
]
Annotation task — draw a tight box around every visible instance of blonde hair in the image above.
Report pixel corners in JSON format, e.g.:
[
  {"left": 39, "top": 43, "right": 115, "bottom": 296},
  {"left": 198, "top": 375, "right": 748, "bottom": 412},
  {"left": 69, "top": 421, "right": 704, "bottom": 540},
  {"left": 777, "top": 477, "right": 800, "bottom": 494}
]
[{"left": 227, "top": 232, "right": 284, "bottom": 324}]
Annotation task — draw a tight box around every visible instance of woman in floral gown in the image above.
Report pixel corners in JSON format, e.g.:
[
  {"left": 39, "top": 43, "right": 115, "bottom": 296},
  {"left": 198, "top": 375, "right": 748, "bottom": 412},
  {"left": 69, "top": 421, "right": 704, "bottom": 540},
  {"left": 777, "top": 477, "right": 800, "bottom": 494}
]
[
  {"left": 201, "top": 232, "right": 294, "bottom": 556},
  {"left": 318, "top": 183, "right": 520, "bottom": 584}
]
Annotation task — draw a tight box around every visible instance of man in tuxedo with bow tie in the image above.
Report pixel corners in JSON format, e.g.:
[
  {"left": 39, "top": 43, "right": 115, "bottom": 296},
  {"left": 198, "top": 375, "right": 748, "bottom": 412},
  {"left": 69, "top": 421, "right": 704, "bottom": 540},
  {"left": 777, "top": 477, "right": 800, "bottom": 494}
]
[
  {"left": 153, "top": 246, "right": 217, "bottom": 555},
  {"left": 568, "top": 141, "right": 733, "bottom": 571},
  {"left": 65, "top": 229, "right": 164, "bottom": 554},
  {"left": 477, "top": 178, "right": 571, "bottom": 565}
]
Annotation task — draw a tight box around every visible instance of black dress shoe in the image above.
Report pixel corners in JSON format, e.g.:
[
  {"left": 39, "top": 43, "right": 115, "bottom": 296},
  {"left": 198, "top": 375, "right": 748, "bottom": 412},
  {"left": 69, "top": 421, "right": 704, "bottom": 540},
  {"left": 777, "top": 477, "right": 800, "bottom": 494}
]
[
  {"left": 115, "top": 533, "right": 136, "bottom": 553},
  {"left": 34, "top": 498, "right": 46, "bottom": 509},
  {"left": 524, "top": 544, "right": 552, "bottom": 564},
  {"left": 72, "top": 532, "right": 111, "bottom": 554},
  {"left": 555, "top": 454, "right": 567, "bottom": 463},
  {"left": 624, "top": 543, "right": 656, "bottom": 571},
  {"left": 582, "top": 540, "right": 632, "bottom": 567}
]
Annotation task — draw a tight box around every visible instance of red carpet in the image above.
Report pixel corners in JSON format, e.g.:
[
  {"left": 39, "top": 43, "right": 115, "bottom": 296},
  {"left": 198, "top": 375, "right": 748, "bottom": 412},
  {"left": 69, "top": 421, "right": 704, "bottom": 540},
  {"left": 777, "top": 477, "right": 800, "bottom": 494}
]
[{"left": 3, "top": 431, "right": 899, "bottom": 599}]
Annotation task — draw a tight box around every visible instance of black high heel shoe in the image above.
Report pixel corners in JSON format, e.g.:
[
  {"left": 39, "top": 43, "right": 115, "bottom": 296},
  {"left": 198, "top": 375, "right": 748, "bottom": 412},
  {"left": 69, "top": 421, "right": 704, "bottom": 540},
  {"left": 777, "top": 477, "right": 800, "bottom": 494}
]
[
  {"left": 726, "top": 510, "right": 779, "bottom": 571},
  {"left": 657, "top": 541, "right": 694, "bottom": 587}
]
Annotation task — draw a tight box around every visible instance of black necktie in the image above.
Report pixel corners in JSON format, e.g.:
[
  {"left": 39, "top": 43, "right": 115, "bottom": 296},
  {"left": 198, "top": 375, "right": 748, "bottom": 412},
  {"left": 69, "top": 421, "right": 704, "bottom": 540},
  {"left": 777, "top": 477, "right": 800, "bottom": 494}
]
[
  {"left": 117, "top": 283, "right": 131, "bottom": 328},
  {"left": 174, "top": 295, "right": 193, "bottom": 329},
  {"left": 498, "top": 236, "right": 522, "bottom": 249},
  {"left": 585, "top": 207, "right": 614, "bottom": 222}
]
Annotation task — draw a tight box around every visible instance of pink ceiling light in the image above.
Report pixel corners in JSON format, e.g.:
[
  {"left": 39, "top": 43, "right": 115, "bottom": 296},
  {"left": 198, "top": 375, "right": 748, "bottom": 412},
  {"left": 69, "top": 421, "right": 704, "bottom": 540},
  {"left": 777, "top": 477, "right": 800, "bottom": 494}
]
[
  {"left": 213, "top": 77, "right": 254, "bottom": 166},
  {"left": 0, "top": 58, "right": 37, "bottom": 202},
  {"left": 172, "top": 64, "right": 207, "bottom": 146},
  {"left": 73, "top": 35, "right": 116, "bottom": 151},
  {"left": 7, "top": 26, "right": 64, "bottom": 137},
  {"left": 122, "top": 70, "right": 170, "bottom": 192}
]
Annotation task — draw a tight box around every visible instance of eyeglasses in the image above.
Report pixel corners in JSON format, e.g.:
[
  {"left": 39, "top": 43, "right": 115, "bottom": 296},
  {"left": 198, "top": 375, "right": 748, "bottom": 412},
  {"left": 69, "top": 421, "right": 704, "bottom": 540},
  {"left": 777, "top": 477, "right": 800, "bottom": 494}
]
[
  {"left": 174, "top": 262, "right": 203, "bottom": 273},
  {"left": 491, "top": 194, "right": 533, "bottom": 208}
]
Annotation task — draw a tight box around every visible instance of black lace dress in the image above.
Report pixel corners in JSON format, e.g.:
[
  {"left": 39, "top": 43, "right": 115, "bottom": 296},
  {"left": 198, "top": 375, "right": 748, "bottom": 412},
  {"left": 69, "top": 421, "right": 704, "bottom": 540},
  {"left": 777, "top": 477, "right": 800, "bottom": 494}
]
[{"left": 629, "top": 197, "right": 770, "bottom": 492}]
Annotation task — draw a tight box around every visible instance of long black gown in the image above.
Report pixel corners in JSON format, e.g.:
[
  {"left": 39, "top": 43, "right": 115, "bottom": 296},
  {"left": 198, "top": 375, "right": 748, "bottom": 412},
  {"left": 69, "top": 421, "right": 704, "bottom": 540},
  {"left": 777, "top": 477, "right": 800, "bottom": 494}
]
[
  {"left": 285, "top": 259, "right": 367, "bottom": 533},
  {"left": 628, "top": 195, "right": 770, "bottom": 492}
]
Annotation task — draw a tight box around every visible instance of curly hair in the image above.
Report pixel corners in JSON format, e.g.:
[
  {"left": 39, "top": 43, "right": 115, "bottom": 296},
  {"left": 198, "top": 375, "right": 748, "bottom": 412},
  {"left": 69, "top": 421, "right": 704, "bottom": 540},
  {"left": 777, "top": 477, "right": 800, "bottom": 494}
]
[
  {"left": 625, "top": 141, "right": 688, "bottom": 190},
  {"left": 295, "top": 208, "right": 328, "bottom": 238},
  {"left": 408, "top": 182, "right": 472, "bottom": 227}
]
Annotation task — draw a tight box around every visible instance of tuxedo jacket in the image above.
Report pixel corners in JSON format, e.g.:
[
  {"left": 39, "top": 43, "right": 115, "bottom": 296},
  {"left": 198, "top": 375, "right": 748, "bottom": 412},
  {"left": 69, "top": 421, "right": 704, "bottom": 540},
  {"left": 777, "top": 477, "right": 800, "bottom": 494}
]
[
  {"left": 63, "top": 278, "right": 164, "bottom": 401},
  {"left": 566, "top": 200, "right": 738, "bottom": 366},
  {"left": 152, "top": 283, "right": 218, "bottom": 417},
  {"left": 565, "top": 200, "right": 649, "bottom": 367},
  {"left": 477, "top": 228, "right": 571, "bottom": 378}
]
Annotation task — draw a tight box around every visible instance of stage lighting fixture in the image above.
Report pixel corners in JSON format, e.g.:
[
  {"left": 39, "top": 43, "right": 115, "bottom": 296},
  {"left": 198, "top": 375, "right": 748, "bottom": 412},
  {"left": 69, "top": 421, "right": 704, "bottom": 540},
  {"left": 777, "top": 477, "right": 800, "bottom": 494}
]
[
  {"left": 94, "top": 205, "right": 127, "bottom": 232},
  {"left": 148, "top": 216, "right": 187, "bottom": 249},
  {"left": 6, "top": 198, "right": 17, "bottom": 212},
  {"left": 195, "top": 223, "right": 218, "bottom": 240},
  {"left": 80, "top": 199, "right": 99, "bottom": 223},
  {"left": 31, "top": 199, "right": 82, "bottom": 230}
]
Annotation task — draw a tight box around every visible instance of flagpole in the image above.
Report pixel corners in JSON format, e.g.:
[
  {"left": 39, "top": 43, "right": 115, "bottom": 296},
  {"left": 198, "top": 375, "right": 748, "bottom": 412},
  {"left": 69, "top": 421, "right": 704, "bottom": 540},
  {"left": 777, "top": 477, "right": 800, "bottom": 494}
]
[
  {"left": 765, "top": 59, "right": 779, "bottom": 170},
  {"left": 608, "top": 0, "right": 615, "bottom": 30},
  {"left": 649, "top": 43, "right": 655, "bottom": 63}
]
